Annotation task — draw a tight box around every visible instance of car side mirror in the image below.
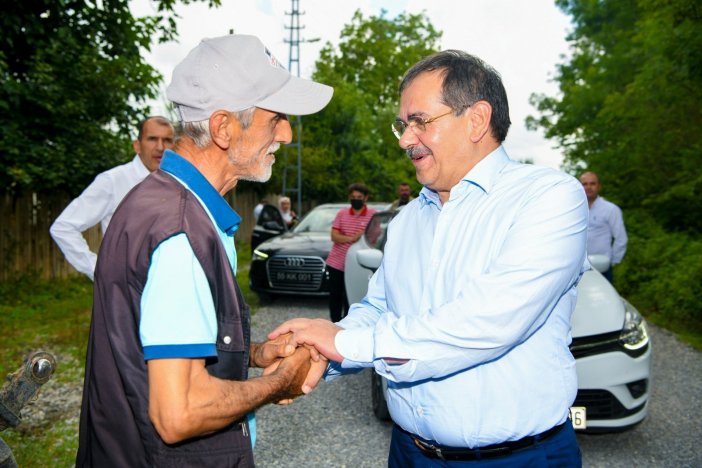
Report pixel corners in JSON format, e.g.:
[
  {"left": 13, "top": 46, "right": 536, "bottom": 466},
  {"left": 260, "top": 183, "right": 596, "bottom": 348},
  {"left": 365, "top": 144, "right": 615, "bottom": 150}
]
[
  {"left": 357, "top": 249, "right": 383, "bottom": 272},
  {"left": 588, "top": 254, "right": 611, "bottom": 273}
]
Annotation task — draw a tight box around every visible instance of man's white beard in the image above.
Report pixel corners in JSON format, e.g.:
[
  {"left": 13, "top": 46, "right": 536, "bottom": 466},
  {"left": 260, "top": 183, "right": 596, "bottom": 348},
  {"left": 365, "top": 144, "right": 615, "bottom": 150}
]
[{"left": 228, "top": 143, "right": 279, "bottom": 183}]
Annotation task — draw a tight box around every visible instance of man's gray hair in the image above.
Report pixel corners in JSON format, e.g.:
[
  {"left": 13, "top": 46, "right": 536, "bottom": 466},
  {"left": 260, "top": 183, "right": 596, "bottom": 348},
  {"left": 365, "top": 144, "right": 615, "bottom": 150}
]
[
  {"left": 400, "top": 50, "right": 511, "bottom": 143},
  {"left": 176, "top": 107, "right": 257, "bottom": 148}
]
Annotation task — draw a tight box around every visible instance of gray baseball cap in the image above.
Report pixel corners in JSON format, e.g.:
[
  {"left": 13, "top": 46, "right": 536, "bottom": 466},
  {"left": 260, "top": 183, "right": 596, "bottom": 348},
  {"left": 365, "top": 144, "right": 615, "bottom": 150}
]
[{"left": 167, "top": 34, "right": 333, "bottom": 122}]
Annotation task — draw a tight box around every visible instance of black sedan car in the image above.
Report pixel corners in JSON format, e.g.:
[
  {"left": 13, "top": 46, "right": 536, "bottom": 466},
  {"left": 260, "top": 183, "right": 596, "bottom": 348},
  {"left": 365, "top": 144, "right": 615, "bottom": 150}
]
[{"left": 249, "top": 202, "right": 388, "bottom": 301}]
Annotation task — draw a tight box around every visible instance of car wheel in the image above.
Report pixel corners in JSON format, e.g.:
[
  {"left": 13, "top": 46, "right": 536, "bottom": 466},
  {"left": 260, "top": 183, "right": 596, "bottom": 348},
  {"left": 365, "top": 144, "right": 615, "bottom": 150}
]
[{"left": 371, "top": 370, "right": 390, "bottom": 421}]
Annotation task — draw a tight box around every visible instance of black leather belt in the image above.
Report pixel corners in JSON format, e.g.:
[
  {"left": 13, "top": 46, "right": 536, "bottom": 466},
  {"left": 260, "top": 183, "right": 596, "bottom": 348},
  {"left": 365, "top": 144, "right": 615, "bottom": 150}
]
[{"left": 406, "top": 422, "right": 566, "bottom": 461}]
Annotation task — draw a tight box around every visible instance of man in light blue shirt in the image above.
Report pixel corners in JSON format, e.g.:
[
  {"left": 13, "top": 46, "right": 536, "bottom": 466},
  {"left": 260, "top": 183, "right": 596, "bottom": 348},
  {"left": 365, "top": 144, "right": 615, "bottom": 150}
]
[
  {"left": 580, "top": 171, "right": 628, "bottom": 283},
  {"left": 272, "top": 50, "right": 588, "bottom": 466}
]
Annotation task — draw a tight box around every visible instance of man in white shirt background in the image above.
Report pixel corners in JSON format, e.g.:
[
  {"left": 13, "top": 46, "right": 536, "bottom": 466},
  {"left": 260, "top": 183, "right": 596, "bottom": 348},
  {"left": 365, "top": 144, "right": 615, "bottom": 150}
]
[
  {"left": 50, "top": 116, "right": 174, "bottom": 280},
  {"left": 579, "top": 171, "right": 628, "bottom": 283}
]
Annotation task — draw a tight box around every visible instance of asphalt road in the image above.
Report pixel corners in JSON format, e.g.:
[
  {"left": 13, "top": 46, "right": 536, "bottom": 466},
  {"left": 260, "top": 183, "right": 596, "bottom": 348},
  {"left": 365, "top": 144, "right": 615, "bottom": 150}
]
[{"left": 250, "top": 297, "right": 702, "bottom": 467}]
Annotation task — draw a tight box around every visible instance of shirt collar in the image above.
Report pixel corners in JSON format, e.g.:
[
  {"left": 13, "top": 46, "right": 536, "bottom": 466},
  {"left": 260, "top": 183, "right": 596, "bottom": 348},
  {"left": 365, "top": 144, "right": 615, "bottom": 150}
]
[
  {"left": 133, "top": 154, "right": 150, "bottom": 177},
  {"left": 160, "top": 150, "right": 241, "bottom": 235},
  {"left": 461, "top": 145, "right": 510, "bottom": 194},
  {"left": 418, "top": 146, "right": 510, "bottom": 207},
  {"left": 348, "top": 205, "right": 368, "bottom": 215},
  {"left": 418, "top": 187, "right": 441, "bottom": 208}
]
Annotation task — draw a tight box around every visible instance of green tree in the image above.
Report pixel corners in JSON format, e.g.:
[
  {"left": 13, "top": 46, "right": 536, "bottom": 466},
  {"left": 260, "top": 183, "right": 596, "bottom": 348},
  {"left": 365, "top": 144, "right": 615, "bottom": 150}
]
[
  {"left": 0, "top": 0, "right": 220, "bottom": 195},
  {"left": 270, "top": 10, "right": 441, "bottom": 203},
  {"left": 528, "top": 0, "right": 702, "bottom": 229},
  {"left": 527, "top": 0, "right": 702, "bottom": 336}
]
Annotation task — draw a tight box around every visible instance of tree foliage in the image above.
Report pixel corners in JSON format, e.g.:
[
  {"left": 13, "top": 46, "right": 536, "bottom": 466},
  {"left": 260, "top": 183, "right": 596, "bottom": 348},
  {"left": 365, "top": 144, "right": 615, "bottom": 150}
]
[
  {"left": 0, "top": 0, "right": 220, "bottom": 195},
  {"left": 269, "top": 10, "right": 441, "bottom": 203},
  {"left": 529, "top": 0, "right": 702, "bottom": 230},
  {"left": 528, "top": 0, "right": 702, "bottom": 331}
]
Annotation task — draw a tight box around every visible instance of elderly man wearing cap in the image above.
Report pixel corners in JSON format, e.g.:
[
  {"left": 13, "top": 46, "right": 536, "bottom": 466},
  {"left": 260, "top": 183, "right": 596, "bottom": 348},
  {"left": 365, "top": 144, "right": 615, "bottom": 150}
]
[{"left": 76, "top": 35, "right": 332, "bottom": 467}]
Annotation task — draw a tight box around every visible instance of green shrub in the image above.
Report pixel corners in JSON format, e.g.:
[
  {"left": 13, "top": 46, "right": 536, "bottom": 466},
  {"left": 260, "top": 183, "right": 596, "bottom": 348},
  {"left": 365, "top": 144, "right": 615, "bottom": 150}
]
[{"left": 617, "top": 210, "right": 702, "bottom": 340}]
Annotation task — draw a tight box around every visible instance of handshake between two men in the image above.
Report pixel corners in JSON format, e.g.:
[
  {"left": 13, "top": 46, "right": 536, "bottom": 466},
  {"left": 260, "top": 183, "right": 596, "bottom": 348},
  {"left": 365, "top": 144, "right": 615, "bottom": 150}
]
[{"left": 261, "top": 318, "right": 346, "bottom": 403}]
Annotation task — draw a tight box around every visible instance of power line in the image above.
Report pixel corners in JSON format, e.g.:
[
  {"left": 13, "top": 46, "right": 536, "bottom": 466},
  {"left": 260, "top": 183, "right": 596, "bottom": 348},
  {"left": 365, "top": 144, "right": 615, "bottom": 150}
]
[{"left": 281, "top": 0, "right": 318, "bottom": 217}]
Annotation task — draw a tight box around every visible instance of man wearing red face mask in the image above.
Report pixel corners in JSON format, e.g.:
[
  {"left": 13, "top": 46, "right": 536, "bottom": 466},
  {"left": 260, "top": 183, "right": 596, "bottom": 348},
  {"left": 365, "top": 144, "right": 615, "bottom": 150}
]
[{"left": 326, "top": 182, "right": 377, "bottom": 322}]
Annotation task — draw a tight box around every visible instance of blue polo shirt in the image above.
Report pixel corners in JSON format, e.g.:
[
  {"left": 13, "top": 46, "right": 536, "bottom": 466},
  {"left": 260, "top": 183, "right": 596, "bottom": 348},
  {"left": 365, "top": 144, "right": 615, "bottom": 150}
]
[
  {"left": 140, "top": 150, "right": 241, "bottom": 360},
  {"left": 135, "top": 151, "right": 258, "bottom": 445}
]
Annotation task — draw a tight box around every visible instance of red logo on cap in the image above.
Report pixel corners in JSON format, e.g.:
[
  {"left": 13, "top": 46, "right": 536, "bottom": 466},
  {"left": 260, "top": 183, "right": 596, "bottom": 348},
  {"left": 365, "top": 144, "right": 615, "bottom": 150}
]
[{"left": 264, "top": 47, "right": 286, "bottom": 70}]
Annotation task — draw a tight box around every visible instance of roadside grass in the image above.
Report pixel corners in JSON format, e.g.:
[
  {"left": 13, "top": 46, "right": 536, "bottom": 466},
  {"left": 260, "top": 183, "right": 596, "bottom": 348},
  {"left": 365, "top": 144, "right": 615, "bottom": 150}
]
[
  {"left": 0, "top": 274, "right": 92, "bottom": 381},
  {"left": 644, "top": 313, "right": 702, "bottom": 351},
  {"left": 0, "top": 274, "right": 91, "bottom": 467},
  {"left": 0, "top": 242, "right": 257, "bottom": 466}
]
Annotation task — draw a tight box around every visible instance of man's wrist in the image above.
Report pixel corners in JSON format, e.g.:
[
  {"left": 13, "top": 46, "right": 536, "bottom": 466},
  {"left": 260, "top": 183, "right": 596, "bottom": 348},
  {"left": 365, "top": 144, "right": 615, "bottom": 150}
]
[{"left": 335, "top": 327, "right": 374, "bottom": 364}]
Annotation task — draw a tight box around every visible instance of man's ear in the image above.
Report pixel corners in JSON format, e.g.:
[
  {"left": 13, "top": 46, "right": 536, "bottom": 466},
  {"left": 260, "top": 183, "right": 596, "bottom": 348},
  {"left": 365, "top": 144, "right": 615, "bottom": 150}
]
[
  {"left": 132, "top": 138, "right": 141, "bottom": 156},
  {"left": 468, "top": 101, "right": 492, "bottom": 143},
  {"left": 209, "top": 111, "right": 234, "bottom": 149}
]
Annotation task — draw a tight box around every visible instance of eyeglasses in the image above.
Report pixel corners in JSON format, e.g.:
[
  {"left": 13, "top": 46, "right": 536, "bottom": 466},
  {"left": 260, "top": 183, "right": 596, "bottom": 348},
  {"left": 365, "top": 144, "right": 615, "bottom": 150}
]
[{"left": 391, "top": 110, "right": 454, "bottom": 140}]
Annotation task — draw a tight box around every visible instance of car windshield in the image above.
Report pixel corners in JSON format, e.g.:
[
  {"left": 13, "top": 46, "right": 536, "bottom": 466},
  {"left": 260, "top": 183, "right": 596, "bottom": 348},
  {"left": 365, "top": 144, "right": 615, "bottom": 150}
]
[
  {"left": 292, "top": 203, "right": 390, "bottom": 234},
  {"left": 292, "top": 206, "right": 340, "bottom": 233}
]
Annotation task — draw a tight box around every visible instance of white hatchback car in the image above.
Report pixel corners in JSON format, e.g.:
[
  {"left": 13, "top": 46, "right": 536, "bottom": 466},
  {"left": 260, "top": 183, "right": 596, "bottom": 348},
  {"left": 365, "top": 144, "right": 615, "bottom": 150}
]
[{"left": 345, "top": 210, "right": 652, "bottom": 432}]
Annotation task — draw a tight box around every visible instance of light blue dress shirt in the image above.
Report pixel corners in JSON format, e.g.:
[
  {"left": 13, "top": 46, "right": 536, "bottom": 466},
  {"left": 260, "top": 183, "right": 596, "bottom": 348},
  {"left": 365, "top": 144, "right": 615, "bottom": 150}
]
[
  {"left": 586, "top": 196, "right": 628, "bottom": 265},
  {"left": 330, "top": 146, "right": 589, "bottom": 448}
]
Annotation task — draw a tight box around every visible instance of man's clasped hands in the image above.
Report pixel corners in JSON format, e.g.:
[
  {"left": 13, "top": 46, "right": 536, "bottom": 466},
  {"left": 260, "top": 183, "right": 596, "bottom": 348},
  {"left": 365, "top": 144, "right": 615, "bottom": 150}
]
[{"left": 257, "top": 318, "right": 346, "bottom": 404}]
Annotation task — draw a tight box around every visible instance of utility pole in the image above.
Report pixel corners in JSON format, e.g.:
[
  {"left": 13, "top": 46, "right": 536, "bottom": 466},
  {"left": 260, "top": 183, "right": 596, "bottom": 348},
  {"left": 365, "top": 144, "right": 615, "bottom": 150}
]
[{"left": 282, "top": 0, "right": 318, "bottom": 218}]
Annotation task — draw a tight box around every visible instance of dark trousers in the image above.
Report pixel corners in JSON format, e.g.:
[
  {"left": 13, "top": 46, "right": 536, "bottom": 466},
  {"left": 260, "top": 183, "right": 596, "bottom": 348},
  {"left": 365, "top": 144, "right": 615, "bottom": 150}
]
[
  {"left": 328, "top": 266, "right": 348, "bottom": 323},
  {"left": 388, "top": 420, "right": 582, "bottom": 467}
]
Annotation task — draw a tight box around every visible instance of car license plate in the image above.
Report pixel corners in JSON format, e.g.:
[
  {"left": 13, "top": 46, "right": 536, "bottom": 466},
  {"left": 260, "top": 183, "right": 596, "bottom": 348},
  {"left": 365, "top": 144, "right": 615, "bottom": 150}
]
[
  {"left": 275, "top": 272, "right": 312, "bottom": 282},
  {"left": 570, "top": 406, "right": 587, "bottom": 429}
]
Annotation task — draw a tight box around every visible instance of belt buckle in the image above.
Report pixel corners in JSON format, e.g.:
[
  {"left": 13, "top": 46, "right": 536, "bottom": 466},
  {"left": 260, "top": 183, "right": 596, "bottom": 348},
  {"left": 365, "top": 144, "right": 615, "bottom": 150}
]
[{"left": 413, "top": 438, "right": 446, "bottom": 460}]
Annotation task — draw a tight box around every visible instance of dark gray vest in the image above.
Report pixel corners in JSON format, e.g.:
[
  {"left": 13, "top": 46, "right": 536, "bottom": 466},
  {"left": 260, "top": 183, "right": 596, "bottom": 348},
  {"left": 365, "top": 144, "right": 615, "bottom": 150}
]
[{"left": 77, "top": 170, "right": 253, "bottom": 467}]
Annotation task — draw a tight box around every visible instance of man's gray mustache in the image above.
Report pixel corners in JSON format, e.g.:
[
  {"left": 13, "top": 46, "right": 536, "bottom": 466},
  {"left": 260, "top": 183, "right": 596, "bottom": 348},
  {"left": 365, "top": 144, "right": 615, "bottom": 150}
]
[{"left": 406, "top": 147, "right": 432, "bottom": 159}]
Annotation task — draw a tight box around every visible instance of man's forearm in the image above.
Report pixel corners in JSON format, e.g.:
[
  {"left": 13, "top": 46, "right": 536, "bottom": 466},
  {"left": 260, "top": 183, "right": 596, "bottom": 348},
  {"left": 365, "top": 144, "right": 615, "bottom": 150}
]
[
  {"left": 331, "top": 229, "right": 359, "bottom": 244},
  {"left": 154, "top": 369, "right": 291, "bottom": 440},
  {"left": 49, "top": 222, "right": 97, "bottom": 280},
  {"left": 148, "top": 350, "right": 309, "bottom": 444}
]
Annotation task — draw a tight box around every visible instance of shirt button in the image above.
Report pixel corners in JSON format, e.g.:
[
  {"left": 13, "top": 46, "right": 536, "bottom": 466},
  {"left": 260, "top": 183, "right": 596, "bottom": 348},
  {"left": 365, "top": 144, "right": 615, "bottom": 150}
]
[
  {"left": 223, "top": 336, "right": 232, "bottom": 344},
  {"left": 416, "top": 407, "right": 424, "bottom": 416}
]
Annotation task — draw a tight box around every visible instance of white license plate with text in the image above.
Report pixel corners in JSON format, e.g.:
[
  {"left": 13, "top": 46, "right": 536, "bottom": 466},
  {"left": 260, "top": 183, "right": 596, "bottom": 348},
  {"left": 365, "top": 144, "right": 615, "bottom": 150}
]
[{"left": 570, "top": 406, "right": 587, "bottom": 429}]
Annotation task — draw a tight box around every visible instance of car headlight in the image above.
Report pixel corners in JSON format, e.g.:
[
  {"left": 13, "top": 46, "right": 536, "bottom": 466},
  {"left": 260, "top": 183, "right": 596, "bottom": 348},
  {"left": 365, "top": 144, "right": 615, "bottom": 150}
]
[
  {"left": 252, "top": 249, "right": 269, "bottom": 261},
  {"left": 619, "top": 299, "right": 649, "bottom": 351}
]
